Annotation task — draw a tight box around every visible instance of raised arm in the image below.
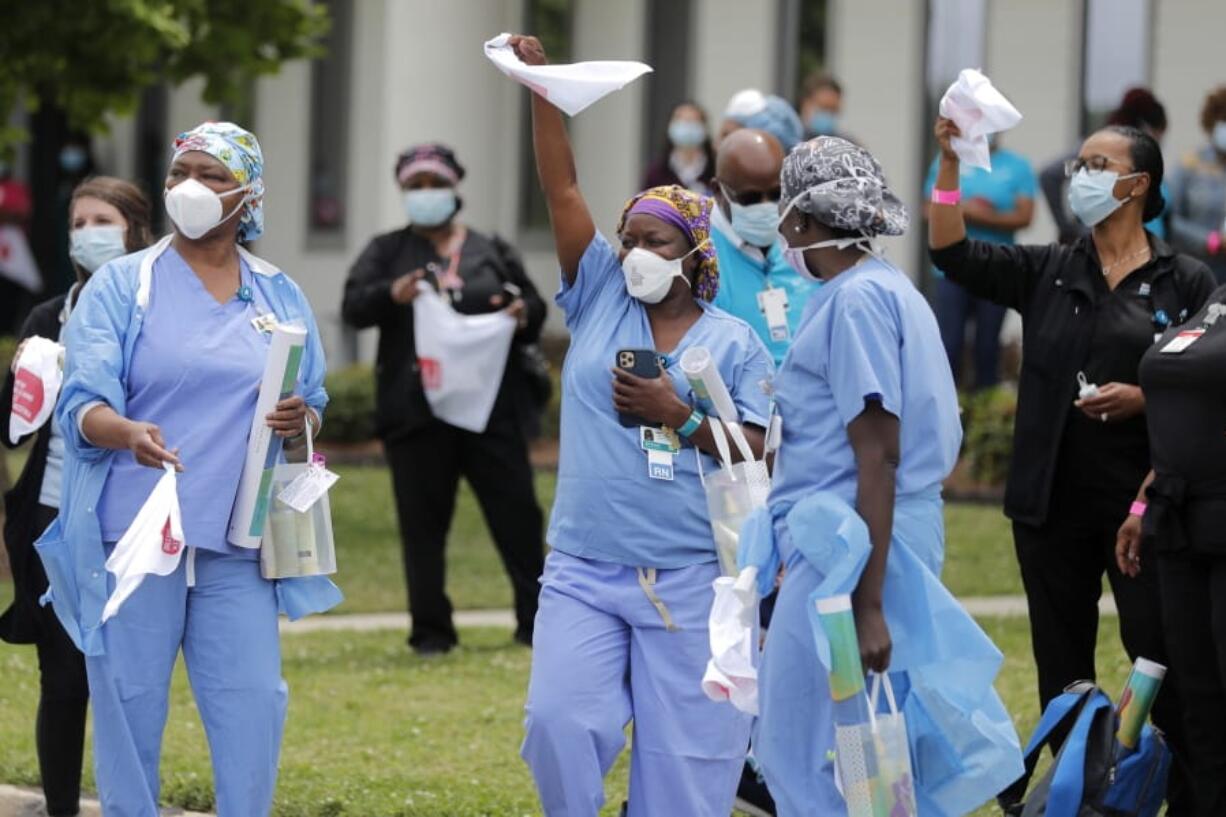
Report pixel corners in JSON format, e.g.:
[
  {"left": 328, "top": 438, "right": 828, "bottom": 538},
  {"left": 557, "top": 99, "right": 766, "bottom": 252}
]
[
  {"left": 508, "top": 34, "right": 596, "bottom": 283},
  {"left": 928, "top": 117, "right": 968, "bottom": 250}
]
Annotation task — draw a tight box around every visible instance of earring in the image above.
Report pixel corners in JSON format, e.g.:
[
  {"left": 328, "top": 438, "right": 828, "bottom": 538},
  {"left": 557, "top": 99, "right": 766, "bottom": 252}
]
[{"left": 793, "top": 224, "right": 803, "bottom": 233}]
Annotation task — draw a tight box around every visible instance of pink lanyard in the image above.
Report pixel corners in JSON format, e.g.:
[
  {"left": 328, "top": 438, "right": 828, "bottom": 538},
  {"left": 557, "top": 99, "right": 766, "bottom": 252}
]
[{"left": 432, "top": 226, "right": 467, "bottom": 291}]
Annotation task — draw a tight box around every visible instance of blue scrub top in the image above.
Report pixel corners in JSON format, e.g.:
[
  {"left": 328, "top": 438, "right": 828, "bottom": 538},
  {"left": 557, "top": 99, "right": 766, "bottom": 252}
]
[
  {"left": 769, "top": 256, "right": 961, "bottom": 515},
  {"left": 924, "top": 148, "right": 1036, "bottom": 246},
  {"left": 710, "top": 227, "right": 818, "bottom": 366},
  {"left": 98, "top": 248, "right": 271, "bottom": 553},
  {"left": 548, "top": 233, "right": 774, "bottom": 569}
]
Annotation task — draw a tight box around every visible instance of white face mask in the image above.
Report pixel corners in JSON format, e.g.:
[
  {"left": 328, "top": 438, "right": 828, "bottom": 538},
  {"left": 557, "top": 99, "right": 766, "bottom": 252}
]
[
  {"left": 622, "top": 241, "right": 707, "bottom": 304},
  {"left": 164, "top": 178, "right": 249, "bottom": 240},
  {"left": 778, "top": 192, "right": 877, "bottom": 281}
]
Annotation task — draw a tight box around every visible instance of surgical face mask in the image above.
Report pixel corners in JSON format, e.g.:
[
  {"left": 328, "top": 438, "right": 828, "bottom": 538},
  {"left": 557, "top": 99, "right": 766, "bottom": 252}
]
[
  {"left": 622, "top": 241, "right": 706, "bottom": 304},
  {"left": 1213, "top": 121, "right": 1226, "bottom": 152},
  {"left": 724, "top": 189, "right": 781, "bottom": 248},
  {"left": 403, "top": 188, "right": 457, "bottom": 227},
  {"left": 59, "top": 146, "right": 88, "bottom": 174},
  {"left": 69, "top": 225, "right": 128, "bottom": 273},
  {"left": 1067, "top": 168, "right": 1140, "bottom": 228},
  {"left": 164, "top": 178, "right": 249, "bottom": 240},
  {"left": 668, "top": 119, "right": 706, "bottom": 149},
  {"left": 807, "top": 110, "right": 839, "bottom": 135},
  {"left": 782, "top": 236, "right": 876, "bottom": 282}
]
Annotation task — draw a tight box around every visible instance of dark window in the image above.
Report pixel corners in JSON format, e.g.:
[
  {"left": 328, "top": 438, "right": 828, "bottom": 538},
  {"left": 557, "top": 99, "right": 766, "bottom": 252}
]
[
  {"left": 640, "top": 0, "right": 693, "bottom": 175},
  {"left": 519, "top": 0, "right": 574, "bottom": 233},
  {"left": 780, "top": 0, "right": 829, "bottom": 103},
  {"left": 134, "top": 85, "right": 170, "bottom": 235},
  {"left": 307, "top": 0, "right": 353, "bottom": 238}
]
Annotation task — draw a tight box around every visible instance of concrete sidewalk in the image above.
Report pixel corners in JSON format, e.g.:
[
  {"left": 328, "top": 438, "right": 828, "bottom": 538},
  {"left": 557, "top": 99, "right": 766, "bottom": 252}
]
[
  {"left": 278, "top": 594, "right": 1118, "bottom": 635},
  {"left": 0, "top": 784, "right": 211, "bottom": 817}
]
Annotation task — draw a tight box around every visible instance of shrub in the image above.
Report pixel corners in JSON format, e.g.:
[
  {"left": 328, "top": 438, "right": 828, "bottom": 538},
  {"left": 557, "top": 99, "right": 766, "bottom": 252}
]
[
  {"left": 961, "top": 384, "right": 1016, "bottom": 487},
  {"left": 0, "top": 335, "right": 16, "bottom": 375},
  {"left": 318, "top": 364, "right": 376, "bottom": 444}
]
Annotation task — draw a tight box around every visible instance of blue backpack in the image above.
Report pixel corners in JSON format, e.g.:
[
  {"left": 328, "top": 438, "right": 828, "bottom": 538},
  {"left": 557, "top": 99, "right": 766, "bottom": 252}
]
[{"left": 997, "top": 681, "right": 1170, "bottom": 817}]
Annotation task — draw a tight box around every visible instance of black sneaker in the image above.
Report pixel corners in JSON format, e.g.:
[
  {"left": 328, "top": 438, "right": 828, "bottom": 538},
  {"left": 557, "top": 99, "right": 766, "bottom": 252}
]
[{"left": 411, "top": 639, "right": 455, "bottom": 657}]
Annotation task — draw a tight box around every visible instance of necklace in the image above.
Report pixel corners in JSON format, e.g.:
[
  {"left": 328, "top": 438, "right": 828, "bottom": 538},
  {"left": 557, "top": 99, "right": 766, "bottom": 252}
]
[{"left": 1101, "top": 245, "right": 1151, "bottom": 277}]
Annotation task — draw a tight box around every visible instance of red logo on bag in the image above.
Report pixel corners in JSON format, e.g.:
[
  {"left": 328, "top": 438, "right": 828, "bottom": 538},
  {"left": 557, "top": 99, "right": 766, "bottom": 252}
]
[
  {"left": 11, "top": 367, "right": 44, "bottom": 422},
  {"left": 419, "top": 357, "right": 442, "bottom": 391},
  {"left": 161, "top": 518, "right": 182, "bottom": 555}
]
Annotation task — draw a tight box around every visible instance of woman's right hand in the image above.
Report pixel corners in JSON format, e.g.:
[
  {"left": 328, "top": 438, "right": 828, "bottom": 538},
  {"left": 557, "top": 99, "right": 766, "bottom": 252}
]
[
  {"left": 934, "top": 116, "right": 962, "bottom": 163},
  {"left": 508, "top": 34, "right": 547, "bottom": 66},
  {"left": 390, "top": 269, "right": 426, "bottom": 304},
  {"left": 1116, "top": 513, "right": 1143, "bottom": 577},
  {"left": 125, "top": 421, "right": 182, "bottom": 470}
]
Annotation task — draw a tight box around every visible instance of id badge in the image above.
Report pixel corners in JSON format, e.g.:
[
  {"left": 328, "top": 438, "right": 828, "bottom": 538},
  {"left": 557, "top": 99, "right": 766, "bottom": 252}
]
[
  {"left": 1160, "top": 329, "right": 1204, "bottom": 354},
  {"left": 251, "top": 312, "right": 279, "bottom": 334},
  {"left": 757, "top": 287, "right": 790, "bottom": 342},
  {"left": 647, "top": 449, "right": 674, "bottom": 481},
  {"left": 640, "top": 425, "right": 681, "bottom": 454}
]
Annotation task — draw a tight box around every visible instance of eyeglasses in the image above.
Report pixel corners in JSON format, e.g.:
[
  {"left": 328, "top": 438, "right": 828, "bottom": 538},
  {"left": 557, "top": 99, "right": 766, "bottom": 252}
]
[
  {"left": 719, "top": 182, "right": 781, "bottom": 207},
  {"left": 1064, "top": 156, "right": 1134, "bottom": 177}
]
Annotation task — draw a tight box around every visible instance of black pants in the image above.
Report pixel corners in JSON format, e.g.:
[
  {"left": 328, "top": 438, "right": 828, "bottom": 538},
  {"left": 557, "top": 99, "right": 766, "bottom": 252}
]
[
  {"left": 1157, "top": 552, "right": 1226, "bottom": 817},
  {"left": 1013, "top": 504, "right": 1192, "bottom": 814},
  {"left": 26, "top": 504, "right": 89, "bottom": 816},
  {"left": 385, "top": 417, "right": 544, "bottom": 648}
]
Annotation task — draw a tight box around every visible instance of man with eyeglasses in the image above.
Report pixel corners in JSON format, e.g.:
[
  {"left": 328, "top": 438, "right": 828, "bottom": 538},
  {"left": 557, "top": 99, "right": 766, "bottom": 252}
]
[{"left": 711, "top": 128, "right": 818, "bottom": 367}]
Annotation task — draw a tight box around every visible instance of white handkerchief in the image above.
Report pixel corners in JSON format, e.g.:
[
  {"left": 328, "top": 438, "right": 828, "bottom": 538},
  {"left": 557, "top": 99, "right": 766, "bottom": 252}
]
[
  {"left": 483, "top": 33, "right": 652, "bottom": 116},
  {"left": 938, "top": 68, "right": 1023, "bottom": 171},
  {"left": 702, "top": 573, "right": 759, "bottom": 715},
  {"left": 102, "top": 463, "right": 185, "bottom": 622}
]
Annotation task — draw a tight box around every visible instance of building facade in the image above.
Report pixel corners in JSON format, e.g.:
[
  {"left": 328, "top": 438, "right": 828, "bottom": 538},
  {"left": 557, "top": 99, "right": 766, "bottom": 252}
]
[{"left": 61, "top": 0, "right": 1226, "bottom": 363}]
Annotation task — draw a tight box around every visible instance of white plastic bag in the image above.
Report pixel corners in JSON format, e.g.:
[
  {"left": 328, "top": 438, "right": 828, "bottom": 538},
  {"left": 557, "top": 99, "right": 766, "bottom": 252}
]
[
  {"left": 9, "top": 336, "right": 64, "bottom": 444},
  {"left": 412, "top": 282, "right": 517, "bottom": 433},
  {"left": 261, "top": 429, "right": 338, "bottom": 579},
  {"left": 702, "top": 567, "right": 761, "bottom": 715},
  {"left": 835, "top": 673, "right": 919, "bottom": 817},
  {"left": 483, "top": 33, "right": 653, "bottom": 116},
  {"left": 699, "top": 418, "right": 771, "bottom": 576},
  {"left": 102, "top": 463, "right": 184, "bottom": 622},
  {"left": 938, "top": 68, "right": 1022, "bottom": 171}
]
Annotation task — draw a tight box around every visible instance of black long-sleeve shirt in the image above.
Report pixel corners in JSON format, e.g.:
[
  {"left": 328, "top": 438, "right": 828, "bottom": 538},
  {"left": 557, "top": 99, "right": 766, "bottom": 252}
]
[
  {"left": 342, "top": 226, "right": 546, "bottom": 442},
  {"left": 930, "top": 234, "right": 1215, "bottom": 526}
]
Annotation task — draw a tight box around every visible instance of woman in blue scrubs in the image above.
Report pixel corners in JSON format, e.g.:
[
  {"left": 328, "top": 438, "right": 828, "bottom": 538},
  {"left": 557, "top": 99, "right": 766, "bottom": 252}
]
[
  {"left": 508, "top": 35, "right": 773, "bottom": 816},
  {"left": 38, "top": 122, "right": 339, "bottom": 817},
  {"left": 751, "top": 137, "right": 1022, "bottom": 816}
]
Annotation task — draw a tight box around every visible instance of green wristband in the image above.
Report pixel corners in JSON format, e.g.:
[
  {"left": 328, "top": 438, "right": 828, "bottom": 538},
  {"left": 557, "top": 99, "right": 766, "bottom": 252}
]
[{"left": 677, "top": 409, "right": 705, "bottom": 438}]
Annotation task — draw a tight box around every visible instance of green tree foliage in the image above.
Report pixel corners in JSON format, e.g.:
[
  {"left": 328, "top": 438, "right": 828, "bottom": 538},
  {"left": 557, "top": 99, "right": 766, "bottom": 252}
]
[{"left": 0, "top": 0, "right": 329, "bottom": 153}]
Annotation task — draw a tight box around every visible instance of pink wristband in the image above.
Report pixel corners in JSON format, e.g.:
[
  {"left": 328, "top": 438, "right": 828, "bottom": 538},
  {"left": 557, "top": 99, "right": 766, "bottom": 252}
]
[
  {"left": 1129, "top": 500, "right": 1147, "bottom": 517},
  {"left": 930, "top": 187, "right": 961, "bottom": 206},
  {"left": 1208, "top": 231, "right": 1222, "bottom": 256}
]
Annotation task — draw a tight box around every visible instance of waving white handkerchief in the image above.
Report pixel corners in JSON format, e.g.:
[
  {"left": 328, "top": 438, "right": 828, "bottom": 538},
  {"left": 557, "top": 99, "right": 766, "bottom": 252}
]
[
  {"left": 102, "top": 463, "right": 185, "bottom": 622},
  {"left": 483, "top": 33, "right": 652, "bottom": 116},
  {"left": 938, "top": 68, "right": 1022, "bottom": 171}
]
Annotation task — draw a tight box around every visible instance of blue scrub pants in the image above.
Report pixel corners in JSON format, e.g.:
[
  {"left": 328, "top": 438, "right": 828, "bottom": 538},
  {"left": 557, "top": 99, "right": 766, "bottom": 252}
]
[
  {"left": 86, "top": 547, "right": 286, "bottom": 817},
  {"left": 755, "top": 555, "right": 935, "bottom": 817},
  {"left": 934, "top": 276, "right": 1006, "bottom": 389},
  {"left": 522, "top": 550, "right": 751, "bottom": 816}
]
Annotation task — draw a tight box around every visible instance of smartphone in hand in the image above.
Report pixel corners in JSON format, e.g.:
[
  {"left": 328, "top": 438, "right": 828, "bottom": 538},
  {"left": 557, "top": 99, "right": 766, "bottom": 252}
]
[{"left": 616, "top": 348, "right": 660, "bottom": 428}]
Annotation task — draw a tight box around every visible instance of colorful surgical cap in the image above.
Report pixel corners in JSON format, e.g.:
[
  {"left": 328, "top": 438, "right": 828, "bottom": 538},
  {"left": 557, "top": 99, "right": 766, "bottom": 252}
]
[
  {"left": 172, "top": 121, "right": 266, "bottom": 242},
  {"left": 618, "top": 185, "right": 720, "bottom": 301}
]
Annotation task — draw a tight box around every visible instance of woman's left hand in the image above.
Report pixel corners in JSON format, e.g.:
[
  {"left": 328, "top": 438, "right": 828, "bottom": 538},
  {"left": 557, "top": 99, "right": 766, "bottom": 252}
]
[
  {"left": 611, "top": 365, "right": 687, "bottom": 428},
  {"left": 266, "top": 395, "right": 310, "bottom": 438},
  {"left": 1116, "top": 513, "right": 1144, "bottom": 577},
  {"left": 490, "top": 293, "right": 529, "bottom": 330},
  {"left": 1074, "top": 382, "right": 1145, "bottom": 423}
]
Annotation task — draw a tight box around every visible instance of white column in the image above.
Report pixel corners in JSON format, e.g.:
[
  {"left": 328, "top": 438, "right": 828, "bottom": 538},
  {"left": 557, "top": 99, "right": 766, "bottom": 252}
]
[
  {"left": 985, "top": 0, "right": 1082, "bottom": 245},
  {"left": 1153, "top": 0, "right": 1226, "bottom": 168},
  {"left": 690, "top": 0, "right": 780, "bottom": 128},
  {"left": 826, "top": 0, "right": 926, "bottom": 268}
]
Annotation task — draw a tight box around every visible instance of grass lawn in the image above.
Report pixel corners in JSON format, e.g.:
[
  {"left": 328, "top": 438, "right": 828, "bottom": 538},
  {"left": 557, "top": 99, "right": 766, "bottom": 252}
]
[
  {"left": 322, "top": 466, "right": 1021, "bottom": 614},
  {"left": 0, "top": 461, "right": 1022, "bottom": 616},
  {"left": 0, "top": 616, "right": 1135, "bottom": 817}
]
